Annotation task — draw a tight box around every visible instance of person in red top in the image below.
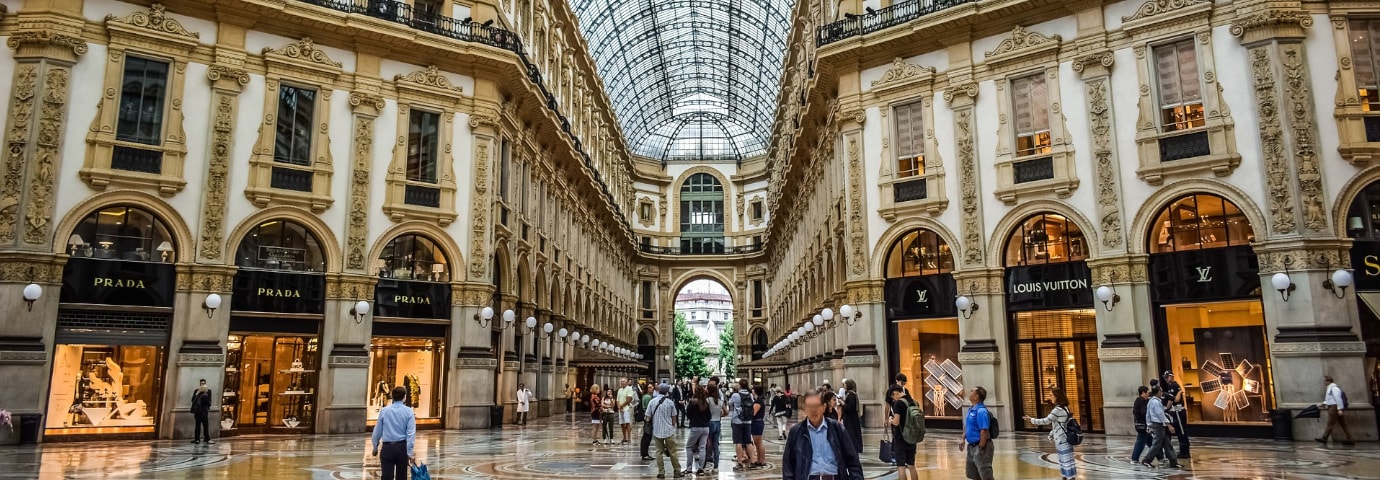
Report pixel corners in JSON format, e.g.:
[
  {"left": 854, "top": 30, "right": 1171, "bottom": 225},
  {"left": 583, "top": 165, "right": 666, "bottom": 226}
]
[{"left": 589, "top": 384, "right": 604, "bottom": 445}]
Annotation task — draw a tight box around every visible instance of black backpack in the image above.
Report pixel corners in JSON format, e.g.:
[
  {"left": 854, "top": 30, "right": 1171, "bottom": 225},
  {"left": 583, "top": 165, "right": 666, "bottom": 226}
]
[
  {"left": 987, "top": 409, "right": 1000, "bottom": 439},
  {"left": 1056, "top": 406, "right": 1082, "bottom": 446},
  {"left": 737, "top": 391, "right": 755, "bottom": 422}
]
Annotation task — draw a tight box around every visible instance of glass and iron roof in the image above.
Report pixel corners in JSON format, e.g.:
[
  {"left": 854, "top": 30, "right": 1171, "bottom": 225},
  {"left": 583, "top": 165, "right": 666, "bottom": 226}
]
[{"left": 571, "top": 0, "right": 791, "bottom": 162}]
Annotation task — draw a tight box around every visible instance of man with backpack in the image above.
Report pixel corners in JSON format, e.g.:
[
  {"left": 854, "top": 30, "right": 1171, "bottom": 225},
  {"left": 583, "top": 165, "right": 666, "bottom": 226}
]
[
  {"left": 961, "top": 386, "right": 995, "bottom": 480},
  {"left": 887, "top": 384, "right": 922, "bottom": 480},
  {"left": 1318, "top": 374, "right": 1356, "bottom": 446},
  {"left": 728, "top": 379, "right": 759, "bottom": 471}
]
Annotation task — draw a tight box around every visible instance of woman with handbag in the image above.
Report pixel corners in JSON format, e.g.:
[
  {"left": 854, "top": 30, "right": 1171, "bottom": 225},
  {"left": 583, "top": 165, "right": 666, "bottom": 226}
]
[
  {"left": 1024, "top": 388, "right": 1077, "bottom": 480},
  {"left": 840, "top": 379, "right": 864, "bottom": 455}
]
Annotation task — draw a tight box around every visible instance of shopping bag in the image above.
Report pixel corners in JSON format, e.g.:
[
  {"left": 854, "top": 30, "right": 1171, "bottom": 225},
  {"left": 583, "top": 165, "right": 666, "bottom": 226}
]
[
  {"left": 409, "top": 461, "right": 431, "bottom": 480},
  {"left": 879, "top": 439, "right": 893, "bottom": 464}
]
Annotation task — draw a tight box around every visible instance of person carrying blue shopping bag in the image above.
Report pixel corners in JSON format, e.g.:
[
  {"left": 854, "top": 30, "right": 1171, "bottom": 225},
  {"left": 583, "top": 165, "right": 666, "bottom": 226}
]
[
  {"left": 372, "top": 386, "right": 418, "bottom": 480},
  {"left": 409, "top": 460, "right": 431, "bottom": 480}
]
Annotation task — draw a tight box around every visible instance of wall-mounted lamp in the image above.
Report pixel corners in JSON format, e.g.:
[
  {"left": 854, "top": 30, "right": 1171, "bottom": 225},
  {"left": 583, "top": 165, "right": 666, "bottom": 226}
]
[
  {"left": 663, "top": 354, "right": 670, "bottom": 361},
  {"left": 539, "top": 322, "right": 554, "bottom": 338},
  {"left": 803, "top": 321, "right": 817, "bottom": 340},
  {"left": 474, "top": 307, "right": 495, "bottom": 327},
  {"left": 837, "top": 304, "right": 863, "bottom": 326},
  {"left": 1271, "top": 272, "right": 1296, "bottom": 302},
  {"left": 351, "top": 300, "right": 371, "bottom": 324},
  {"left": 1324, "top": 269, "right": 1354, "bottom": 299},
  {"left": 956, "top": 295, "right": 979, "bottom": 319},
  {"left": 22, "top": 283, "right": 42, "bottom": 311},
  {"left": 203, "top": 293, "right": 222, "bottom": 319},
  {"left": 1094, "top": 285, "right": 1121, "bottom": 312},
  {"left": 523, "top": 316, "right": 537, "bottom": 334},
  {"left": 557, "top": 327, "right": 569, "bottom": 342}
]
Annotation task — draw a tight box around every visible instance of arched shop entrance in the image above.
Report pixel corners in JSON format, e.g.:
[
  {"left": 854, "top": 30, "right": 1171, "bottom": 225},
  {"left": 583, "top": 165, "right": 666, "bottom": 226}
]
[
  {"left": 1003, "top": 213, "right": 1102, "bottom": 432},
  {"left": 368, "top": 233, "right": 452, "bottom": 428},
  {"left": 1344, "top": 182, "right": 1380, "bottom": 434},
  {"left": 882, "top": 228, "right": 962, "bottom": 428},
  {"left": 1147, "top": 193, "right": 1272, "bottom": 436}
]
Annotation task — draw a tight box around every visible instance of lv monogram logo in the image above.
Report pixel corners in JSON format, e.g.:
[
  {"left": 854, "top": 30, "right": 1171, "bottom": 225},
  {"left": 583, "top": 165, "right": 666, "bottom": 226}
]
[
  {"left": 1195, "top": 266, "right": 1213, "bottom": 283},
  {"left": 916, "top": 289, "right": 929, "bottom": 303}
]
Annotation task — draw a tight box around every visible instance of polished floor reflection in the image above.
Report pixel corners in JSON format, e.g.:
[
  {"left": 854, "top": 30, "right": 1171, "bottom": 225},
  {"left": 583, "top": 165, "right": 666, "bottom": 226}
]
[{"left": 2, "top": 415, "right": 1377, "bottom": 479}]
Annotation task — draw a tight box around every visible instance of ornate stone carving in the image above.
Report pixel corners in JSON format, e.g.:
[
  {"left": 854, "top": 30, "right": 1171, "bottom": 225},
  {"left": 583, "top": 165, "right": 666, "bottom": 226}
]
[
  {"left": 1121, "top": 0, "right": 1203, "bottom": 23},
  {"left": 1230, "top": 9, "right": 1313, "bottom": 38},
  {"left": 198, "top": 94, "right": 235, "bottom": 260},
  {"left": 6, "top": 31, "right": 89, "bottom": 56},
  {"left": 348, "top": 91, "right": 385, "bottom": 110},
  {"left": 176, "top": 353, "right": 226, "bottom": 366},
  {"left": 344, "top": 110, "right": 376, "bottom": 271},
  {"left": 0, "top": 65, "right": 37, "bottom": 244},
  {"left": 840, "top": 109, "right": 865, "bottom": 125},
  {"left": 1279, "top": 46, "right": 1327, "bottom": 232},
  {"left": 955, "top": 108, "right": 983, "bottom": 265},
  {"left": 1086, "top": 79, "right": 1124, "bottom": 249},
  {"left": 0, "top": 350, "right": 47, "bottom": 364},
  {"left": 942, "top": 83, "right": 979, "bottom": 103},
  {"left": 1251, "top": 47, "right": 1295, "bottom": 235},
  {"left": 25, "top": 67, "right": 70, "bottom": 244},
  {"left": 1255, "top": 248, "right": 1350, "bottom": 273},
  {"left": 176, "top": 268, "right": 235, "bottom": 293},
  {"left": 262, "top": 37, "right": 341, "bottom": 68},
  {"left": 206, "top": 65, "right": 249, "bottom": 86},
  {"left": 1071, "top": 51, "right": 1115, "bottom": 74},
  {"left": 846, "top": 135, "right": 866, "bottom": 276},
  {"left": 658, "top": 192, "right": 668, "bottom": 223},
  {"left": 395, "top": 65, "right": 464, "bottom": 93},
  {"left": 468, "top": 114, "right": 499, "bottom": 130},
  {"left": 984, "top": 26, "right": 1061, "bottom": 59},
  {"left": 469, "top": 141, "right": 491, "bottom": 278},
  {"left": 106, "top": 3, "right": 199, "bottom": 39},
  {"left": 870, "top": 57, "right": 935, "bottom": 88}
]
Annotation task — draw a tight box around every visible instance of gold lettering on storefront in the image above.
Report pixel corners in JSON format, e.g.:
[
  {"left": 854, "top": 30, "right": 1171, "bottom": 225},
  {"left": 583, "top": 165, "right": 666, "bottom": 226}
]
[
  {"left": 93, "top": 278, "right": 146, "bottom": 288},
  {"left": 257, "top": 288, "right": 301, "bottom": 297},
  {"left": 394, "top": 295, "right": 431, "bottom": 304},
  {"left": 1365, "top": 255, "right": 1380, "bottom": 277}
]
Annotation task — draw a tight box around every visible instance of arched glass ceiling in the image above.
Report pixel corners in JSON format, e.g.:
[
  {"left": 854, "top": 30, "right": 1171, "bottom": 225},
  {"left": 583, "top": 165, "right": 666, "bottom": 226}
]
[{"left": 571, "top": 0, "right": 791, "bottom": 162}]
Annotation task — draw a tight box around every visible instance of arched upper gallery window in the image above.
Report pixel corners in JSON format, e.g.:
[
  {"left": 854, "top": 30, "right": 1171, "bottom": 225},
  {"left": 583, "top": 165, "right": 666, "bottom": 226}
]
[
  {"left": 886, "top": 228, "right": 954, "bottom": 277},
  {"left": 67, "top": 205, "right": 175, "bottom": 262},
  {"left": 1148, "top": 194, "right": 1254, "bottom": 253},
  {"left": 235, "top": 219, "right": 326, "bottom": 272},
  {"left": 376, "top": 234, "right": 450, "bottom": 282},
  {"left": 680, "top": 173, "right": 725, "bottom": 253},
  {"left": 1004, "top": 213, "right": 1088, "bottom": 267}
]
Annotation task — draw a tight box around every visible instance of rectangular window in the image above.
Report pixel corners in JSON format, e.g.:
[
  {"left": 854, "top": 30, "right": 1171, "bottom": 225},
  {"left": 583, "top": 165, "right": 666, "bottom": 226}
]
[
  {"left": 1011, "top": 73, "right": 1052, "bottom": 157},
  {"left": 640, "top": 202, "right": 653, "bottom": 221},
  {"left": 642, "top": 281, "right": 653, "bottom": 310},
  {"left": 752, "top": 280, "right": 763, "bottom": 309},
  {"left": 1154, "top": 39, "right": 1206, "bottom": 132},
  {"left": 750, "top": 201, "right": 763, "bottom": 222},
  {"left": 893, "top": 100, "right": 925, "bottom": 178},
  {"left": 274, "top": 85, "right": 316, "bottom": 166},
  {"left": 116, "top": 57, "right": 169, "bottom": 145},
  {"left": 407, "top": 110, "right": 440, "bottom": 183},
  {"left": 499, "top": 138, "right": 511, "bottom": 201},
  {"left": 1350, "top": 19, "right": 1380, "bottom": 111}
]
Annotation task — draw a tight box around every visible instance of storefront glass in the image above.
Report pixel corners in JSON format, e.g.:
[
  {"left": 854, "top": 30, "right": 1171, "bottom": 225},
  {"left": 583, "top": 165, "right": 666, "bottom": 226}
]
[
  {"left": 45, "top": 345, "right": 163, "bottom": 433},
  {"left": 1161, "top": 301, "right": 1272, "bottom": 424},
  {"left": 223, "top": 334, "right": 320, "bottom": 430},
  {"left": 894, "top": 318, "right": 963, "bottom": 418},
  {"left": 367, "top": 337, "right": 445, "bottom": 423},
  {"left": 884, "top": 228, "right": 961, "bottom": 420}
]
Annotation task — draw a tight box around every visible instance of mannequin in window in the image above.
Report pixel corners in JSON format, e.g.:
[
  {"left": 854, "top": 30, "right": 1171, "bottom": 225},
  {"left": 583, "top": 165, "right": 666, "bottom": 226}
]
[{"left": 374, "top": 381, "right": 390, "bottom": 407}]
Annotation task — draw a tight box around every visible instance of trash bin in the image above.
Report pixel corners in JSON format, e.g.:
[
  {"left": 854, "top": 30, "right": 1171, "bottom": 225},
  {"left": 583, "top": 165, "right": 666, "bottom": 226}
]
[
  {"left": 490, "top": 405, "right": 504, "bottom": 429},
  {"left": 1269, "top": 409, "right": 1292, "bottom": 441},
  {"left": 17, "top": 414, "right": 42, "bottom": 444}
]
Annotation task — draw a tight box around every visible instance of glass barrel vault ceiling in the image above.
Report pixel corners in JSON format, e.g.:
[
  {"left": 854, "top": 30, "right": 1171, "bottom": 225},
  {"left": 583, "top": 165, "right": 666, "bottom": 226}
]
[{"left": 571, "top": 0, "right": 791, "bottom": 162}]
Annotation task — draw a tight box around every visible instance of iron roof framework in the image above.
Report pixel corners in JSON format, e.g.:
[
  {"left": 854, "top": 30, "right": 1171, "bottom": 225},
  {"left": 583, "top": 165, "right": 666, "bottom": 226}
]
[{"left": 572, "top": 0, "right": 791, "bottom": 163}]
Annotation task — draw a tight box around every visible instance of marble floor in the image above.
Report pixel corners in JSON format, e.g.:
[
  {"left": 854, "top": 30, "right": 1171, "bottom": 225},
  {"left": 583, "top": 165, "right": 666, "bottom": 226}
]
[{"left": 2, "top": 415, "right": 1377, "bottom": 479}]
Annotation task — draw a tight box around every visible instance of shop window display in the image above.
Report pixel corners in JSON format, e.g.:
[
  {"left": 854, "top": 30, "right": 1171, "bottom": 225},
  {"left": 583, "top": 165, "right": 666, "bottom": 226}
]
[
  {"left": 1012, "top": 309, "right": 1103, "bottom": 432},
  {"left": 46, "top": 345, "right": 162, "bottom": 433},
  {"left": 1162, "top": 301, "right": 1273, "bottom": 425},
  {"left": 367, "top": 338, "right": 445, "bottom": 423},
  {"left": 66, "top": 206, "right": 175, "bottom": 262},
  {"left": 1150, "top": 193, "right": 1254, "bottom": 254},
  {"left": 894, "top": 319, "right": 962, "bottom": 419},
  {"left": 221, "top": 335, "right": 319, "bottom": 430}
]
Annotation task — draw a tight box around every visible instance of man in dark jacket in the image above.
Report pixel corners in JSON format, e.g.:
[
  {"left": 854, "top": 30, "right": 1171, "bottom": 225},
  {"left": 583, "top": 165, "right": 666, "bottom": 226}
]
[
  {"left": 781, "top": 391, "right": 863, "bottom": 480},
  {"left": 190, "top": 378, "right": 214, "bottom": 444}
]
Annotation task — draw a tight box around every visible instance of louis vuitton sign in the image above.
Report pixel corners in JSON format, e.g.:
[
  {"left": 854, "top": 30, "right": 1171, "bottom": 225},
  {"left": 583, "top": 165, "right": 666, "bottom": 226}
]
[
  {"left": 886, "top": 274, "right": 957, "bottom": 319},
  {"left": 1149, "top": 245, "right": 1260, "bottom": 304},
  {"left": 1004, "top": 262, "right": 1094, "bottom": 312}
]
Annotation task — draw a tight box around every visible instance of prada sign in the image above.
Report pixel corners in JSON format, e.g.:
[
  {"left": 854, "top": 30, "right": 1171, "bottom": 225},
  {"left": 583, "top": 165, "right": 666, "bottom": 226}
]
[
  {"left": 60, "top": 257, "right": 175, "bottom": 307},
  {"left": 231, "top": 269, "right": 325, "bottom": 314},
  {"left": 1350, "top": 241, "right": 1380, "bottom": 291},
  {"left": 885, "top": 274, "right": 957, "bottom": 319},
  {"left": 1005, "top": 262, "right": 1094, "bottom": 312},
  {"left": 374, "top": 279, "right": 451, "bottom": 319},
  {"left": 1149, "top": 245, "right": 1260, "bottom": 304}
]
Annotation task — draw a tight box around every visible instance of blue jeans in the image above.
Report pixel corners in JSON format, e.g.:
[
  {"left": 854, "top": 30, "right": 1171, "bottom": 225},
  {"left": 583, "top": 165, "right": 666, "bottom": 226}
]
[
  {"left": 1131, "top": 427, "right": 1151, "bottom": 462},
  {"left": 707, "top": 421, "right": 722, "bottom": 467}
]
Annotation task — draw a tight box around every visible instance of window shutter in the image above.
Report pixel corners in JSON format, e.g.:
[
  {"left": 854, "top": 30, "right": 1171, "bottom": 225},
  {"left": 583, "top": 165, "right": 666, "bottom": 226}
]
[
  {"left": 1012, "top": 75, "right": 1034, "bottom": 135},
  {"left": 1155, "top": 44, "right": 1181, "bottom": 106},
  {"left": 1028, "top": 74, "right": 1049, "bottom": 132},
  {"left": 894, "top": 101, "right": 924, "bottom": 159},
  {"left": 1176, "top": 41, "right": 1202, "bottom": 103},
  {"left": 1351, "top": 20, "right": 1379, "bottom": 89}
]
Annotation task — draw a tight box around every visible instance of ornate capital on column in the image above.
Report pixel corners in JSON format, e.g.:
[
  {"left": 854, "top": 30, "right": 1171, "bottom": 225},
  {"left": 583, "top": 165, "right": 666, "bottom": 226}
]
[
  {"left": 0, "top": 252, "right": 64, "bottom": 284},
  {"left": 325, "top": 273, "right": 377, "bottom": 300},
  {"left": 1230, "top": 7, "right": 1312, "bottom": 43},
  {"left": 453, "top": 282, "right": 497, "bottom": 307},
  {"left": 7, "top": 30, "right": 88, "bottom": 61},
  {"left": 1253, "top": 239, "right": 1353, "bottom": 272},
  {"left": 1086, "top": 255, "right": 1149, "bottom": 285},
  {"left": 174, "top": 263, "right": 237, "bottom": 293},
  {"left": 1072, "top": 50, "right": 1115, "bottom": 79}
]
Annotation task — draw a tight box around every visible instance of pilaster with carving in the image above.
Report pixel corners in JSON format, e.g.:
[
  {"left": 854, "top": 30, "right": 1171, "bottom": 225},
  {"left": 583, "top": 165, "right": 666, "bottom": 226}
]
[
  {"left": 1073, "top": 51, "right": 1127, "bottom": 251},
  {"left": 344, "top": 92, "right": 384, "bottom": 271},
  {"left": 945, "top": 82, "right": 984, "bottom": 266},
  {"left": 196, "top": 62, "right": 250, "bottom": 261}
]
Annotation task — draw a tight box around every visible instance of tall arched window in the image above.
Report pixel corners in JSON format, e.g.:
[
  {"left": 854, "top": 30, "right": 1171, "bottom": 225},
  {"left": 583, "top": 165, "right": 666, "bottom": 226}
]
[
  {"left": 376, "top": 234, "right": 449, "bottom": 282},
  {"left": 885, "top": 228, "right": 954, "bottom": 278},
  {"left": 235, "top": 219, "right": 325, "bottom": 272},
  {"left": 680, "top": 173, "right": 725, "bottom": 254},
  {"left": 1150, "top": 193, "right": 1255, "bottom": 253},
  {"left": 750, "top": 328, "right": 768, "bottom": 360},
  {"left": 1004, "top": 213, "right": 1088, "bottom": 266},
  {"left": 68, "top": 205, "right": 175, "bottom": 262}
]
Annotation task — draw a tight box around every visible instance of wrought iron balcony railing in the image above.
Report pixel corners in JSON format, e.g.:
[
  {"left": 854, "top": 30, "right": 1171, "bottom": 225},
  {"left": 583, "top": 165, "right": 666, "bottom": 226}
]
[
  {"left": 639, "top": 238, "right": 764, "bottom": 256},
  {"left": 816, "top": 0, "right": 975, "bottom": 47}
]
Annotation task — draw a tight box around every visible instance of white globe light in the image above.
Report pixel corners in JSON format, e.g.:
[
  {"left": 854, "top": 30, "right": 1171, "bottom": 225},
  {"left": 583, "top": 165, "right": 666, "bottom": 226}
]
[
  {"left": 1333, "top": 269, "right": 1355, "bottom": 288},
  {"left": 582, "top": 334, "right": 590, "bottom": 342},
  {"left": 543, "top": 322, "right": 554, "bottom": 333},
  {"left": 840, "top": 304, "right": 855, "bottom": 318},
  {"left": 355, "top": 300, "right": 371, "bottom": 315},
  {"left": 804, "top": 322, "right": 815, "bottom": 332},
  {"left": 502, "top": 309, "right": 516, "bottom": 323},
  {"left": 1270, "top": 272, "right": 1292, "bottom": 291},
  {"left": 480, "top": 306, "right": 494, "bottom": 320},
  {"left": 203, "top": 293, "right": 222, "bottom": 310},
  {"left": 558, "top": 328, "right": 569, "bottom": 338},
  {"left": 1095, "top": 285, "right": 1115, "bottom": 303},
  {"left": 813, "top": 314, "right": 824, "bottom": 326},
  {"left": 955, "top": 296, "right": 972, "bottom": 311},
  {"left": 525, "top": 316, "right": 537, "bottom": 329},
  {"left": 822, "top": 308, "right": 834, "bottom": 320}
]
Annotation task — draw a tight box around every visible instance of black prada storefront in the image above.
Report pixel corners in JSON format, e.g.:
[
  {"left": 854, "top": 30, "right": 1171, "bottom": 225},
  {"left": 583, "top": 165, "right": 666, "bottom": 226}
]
[
  {"left": 1148, "top": 194, "right": 1273, "bottom": 436},
  {"left": 882, "top": 228, "right": 963, "bottom": 427},
  {"left": 367, "top": 234, "right": 450, "bottom": 427},
  {"left": 222, "top": 219, "right": 327, "bottom": 435},
  {"left": 45, "top": 206, "right": 177, "bottom": 439},
  {"left": 1003, "top": 213, "right": 1103, "bottom": 432}
]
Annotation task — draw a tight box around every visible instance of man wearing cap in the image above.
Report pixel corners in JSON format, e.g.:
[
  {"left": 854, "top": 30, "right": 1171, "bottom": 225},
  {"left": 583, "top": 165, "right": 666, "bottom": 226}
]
[{"left": 1161, "top": 371, "right": 1190, "bottom": 459}]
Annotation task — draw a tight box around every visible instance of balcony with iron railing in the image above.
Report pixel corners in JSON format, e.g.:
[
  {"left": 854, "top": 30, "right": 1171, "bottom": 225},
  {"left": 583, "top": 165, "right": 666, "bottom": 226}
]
[
  {"left": 639, "top": 237, "right": 764, "bottom": 256},
  {"left": 816, "top": 0, "right": 975, "bottom": 47},
  {"left": 290, "top": 0, "right": 629, "bottom": 227}
]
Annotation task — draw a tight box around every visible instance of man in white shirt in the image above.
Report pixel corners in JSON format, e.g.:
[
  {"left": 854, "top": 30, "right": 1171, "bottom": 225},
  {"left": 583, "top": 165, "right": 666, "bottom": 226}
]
[
  {"left": 618, "top": 377, "right": 639, "bottom": 444},
  {"left": 1317, "top": 375, "right": 1356, "bottom": 446},
  {"left": 516, "top": 383, "right": 531, "bottom": 426}
]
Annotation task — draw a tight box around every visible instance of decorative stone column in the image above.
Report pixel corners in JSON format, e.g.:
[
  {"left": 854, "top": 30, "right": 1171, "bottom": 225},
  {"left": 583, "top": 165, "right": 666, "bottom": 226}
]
[
  {"left": 316, "top": 274, "right": 375, "bottom": 434},
  {"left": 1086, "top": 257, "right": 1153, "bottom": 435},
  {"left": 166, "top": 265, "right": 235, "bottom": 439},
  {"left": 842, "top": 280, "right": 884, "bottom": 427},
  {"left": 552, "top": 314, "right": 568, "bottom": 414},
  {"left": 537, "top": 308, "right": 553, "bottom": 417},
  {"left": 499, "top": 295, "right": 519, "bottom": 425},
  {"left": 449, "top": 283, "right": 497, "bottom": 429},
  {"left": 953, "top": 269, "right": 1008, "bottom": 426}
]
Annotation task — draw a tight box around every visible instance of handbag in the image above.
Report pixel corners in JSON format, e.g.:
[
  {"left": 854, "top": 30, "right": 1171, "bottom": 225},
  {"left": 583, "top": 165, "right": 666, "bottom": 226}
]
[
  {"left": 879, "top": 439, "right": 894, "bottom": 464},
  {"left": 409, "top": 461, "right": 431, "bottom": 480}
]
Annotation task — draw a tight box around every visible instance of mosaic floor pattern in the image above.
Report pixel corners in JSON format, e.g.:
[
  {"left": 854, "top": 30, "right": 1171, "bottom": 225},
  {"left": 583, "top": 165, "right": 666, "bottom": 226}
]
[{"left": 2, "top": 416, "right": 1378, "bottom": 479}]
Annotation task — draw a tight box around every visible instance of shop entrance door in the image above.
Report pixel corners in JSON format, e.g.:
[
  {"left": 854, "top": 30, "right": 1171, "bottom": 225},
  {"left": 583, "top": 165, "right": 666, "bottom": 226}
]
[
  {"left": 224, "top": 334, "right": 319, "bottom": 432},
  {"left": 1017, "top": 339, "right": 1102, "bottom": 432}
]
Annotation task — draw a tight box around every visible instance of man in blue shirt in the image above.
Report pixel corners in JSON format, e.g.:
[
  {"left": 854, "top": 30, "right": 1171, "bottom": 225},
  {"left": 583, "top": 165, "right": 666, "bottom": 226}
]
[
  {"left": 781, "top": 391, "right": 862, "bottom": 480},
  {"left": 961, "top": 386, "right": 993, "bottom": 480},
  {"left": 1140, "top": 386, "right": 1181, "bottom": 469},
  {"left": 372, "top": 386, "right": 417, "bottom": 480}
]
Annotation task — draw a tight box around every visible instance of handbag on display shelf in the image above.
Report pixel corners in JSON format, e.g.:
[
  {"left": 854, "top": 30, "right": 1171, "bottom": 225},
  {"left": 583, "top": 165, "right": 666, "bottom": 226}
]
[{"left": 879, "top": 439, "right": 894, "bottom": 464}]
